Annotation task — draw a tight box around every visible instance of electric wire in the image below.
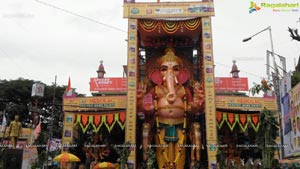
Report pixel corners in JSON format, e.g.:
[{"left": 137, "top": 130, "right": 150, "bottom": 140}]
[
  {"left": 214, "top": 61, "right": 263, "bottom": 79},
  {"left": 6, "top": 0, "right": 295, "bottom": 87},
  {"left": 34, "top": 0, "right": 127, "bottom": 34}
]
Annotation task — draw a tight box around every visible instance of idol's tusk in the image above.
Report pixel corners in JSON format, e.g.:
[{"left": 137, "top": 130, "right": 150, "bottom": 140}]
[{"left": 175, "top": 76, "right": 179, "bottom": 84}]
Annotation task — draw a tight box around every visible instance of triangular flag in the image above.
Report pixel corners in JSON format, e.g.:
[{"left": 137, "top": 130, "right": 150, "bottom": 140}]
[
  {"left": 34, "top": 121, "right": 41, "bottom": 139},
  {"left": 1, "top": 114, "right": 6, "bottom": 132},
  {"left": 66, "top": 76, "right": 71, "bottom": 92},
  {"left": 64, "top": 76, "right": 76, "bottom": 98}
]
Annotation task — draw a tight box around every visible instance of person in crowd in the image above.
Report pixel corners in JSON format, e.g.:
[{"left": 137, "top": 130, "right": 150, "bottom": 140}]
[
  {"left": 78, "top": 163, "right": 86, "bottom": 169},
  {"left": 83, "top": 132, "right": 100, "bottom": 168}
]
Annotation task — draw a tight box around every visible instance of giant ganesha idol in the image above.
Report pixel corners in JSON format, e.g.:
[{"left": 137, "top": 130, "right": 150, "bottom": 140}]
[{"left": 137, "top": 47, "right": 205, "bottom": 169}]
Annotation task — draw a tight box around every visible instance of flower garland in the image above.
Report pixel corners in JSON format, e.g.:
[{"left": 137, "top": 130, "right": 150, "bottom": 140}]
[{"left": 139, "top": 18, "right": 201, "bottom": 34}]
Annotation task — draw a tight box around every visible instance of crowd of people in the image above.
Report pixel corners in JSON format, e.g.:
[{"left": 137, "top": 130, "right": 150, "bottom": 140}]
[
  {"left": 82, "top": 132, "right": 112, "bottom": 168},
  {"left": 69, "top": 131, "right": 119, "bottom": 169}
]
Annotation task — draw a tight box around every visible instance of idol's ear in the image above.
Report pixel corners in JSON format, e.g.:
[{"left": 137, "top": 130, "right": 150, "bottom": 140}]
[
  {"left": 178, "top": 69, "right": 190, "bottom": 85},
  {"left": 149, "top": 70, "right": 162, "bottom": 86}
]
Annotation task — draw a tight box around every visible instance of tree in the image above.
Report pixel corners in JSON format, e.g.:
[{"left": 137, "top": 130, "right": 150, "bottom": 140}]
[
  {"left": 249, "top": 79, "right": 273, "bottom": 96},
  {"left": 112, "top": 142, "right": 132, "bottom": 169},
  {"left": 289, "top": 26, "right": 300, "bottom": 88},
  {"left": 0, "top": 78, "right": 66, "bottom": 133},
  {"left": 146, "top": 148, "right": 156, "bottom": 169},
  {"left": 288, "top": 27, "right": 300, "bottom": 41},
  {"left": 291, "top": 70, "right": 300, "bottom": 88},
  {"left": 0, "top": 78, "right": 35, "bottom": 125},
  {"left": 292, "top": 55, "right": 300, "bottom": 88},
  {"left": 256, "top": 108, "right": 279, "bottom": 169},
  {"left": 0, "top": 78, "right": 82, "bottom": 168}
]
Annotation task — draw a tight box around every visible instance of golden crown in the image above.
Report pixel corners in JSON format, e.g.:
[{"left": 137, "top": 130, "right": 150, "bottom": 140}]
[{"left": 158, "top": 47, "right": 182, "bottom": 65}]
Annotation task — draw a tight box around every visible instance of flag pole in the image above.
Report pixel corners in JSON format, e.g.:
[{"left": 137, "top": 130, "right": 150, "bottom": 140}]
[
  {"left": 46, "top": 75, "right": 57, "bottom": 168},
  {"left": 1, "top": 106, "right": 7, "bottom": 144},
  {"left": 30, "top": 98, "right": 38, "bottom": 145}
]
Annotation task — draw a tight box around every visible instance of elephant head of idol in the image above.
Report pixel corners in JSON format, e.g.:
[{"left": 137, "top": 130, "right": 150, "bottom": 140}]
[{"left": 150, "top": 48, "right": 190, "bottom": 103}]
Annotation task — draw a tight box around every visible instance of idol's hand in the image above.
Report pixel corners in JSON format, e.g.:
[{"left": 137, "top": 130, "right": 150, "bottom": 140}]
[
  {"left": 192, "top": 83, "right": 205, "bottom": 109},
  {"left": 137, "top": 80, "right": 147, "bottom": 99}
]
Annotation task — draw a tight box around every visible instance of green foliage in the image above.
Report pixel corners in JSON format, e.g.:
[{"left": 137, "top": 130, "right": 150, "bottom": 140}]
[
  {"left": 291, "top": 71, "right": 300, "bottom": 88},
  {"left": 0, "top": 77, "right": 83, "bottom": 167},
  {"left": 0, "top": 78, "right": 35, "bottom": 124},
  {"left": 288, "top": 27, "right": 300, "bottom": 41},
  {"left": 216, "top": 147, "right": 226, "bottom": 168},
  {"left": 33, "top": 130, "right": 48, "bottom": 166},
  {"left": 0, "top": 78, "right": 34, "bottom": 104},
  {"left": 112, "top": 141, "right": 132, "bottom": 169},
  {"left": 146, "top": 148, "right": 156, "bottom": 169},
  {"left": 30, "top": 148, "right": 60, "bottom": 169},
  {"left": 249, "top": 82, "right": 273, "bottom": 96},
  {"left": 30, "top": 149, "right": 46, "bottom": 168},
  {"left": 256, "top": 108, "right": 279, "bottom": 168},
  {"left": 0, "top": 78, "right": 66, "bottom": 130}
]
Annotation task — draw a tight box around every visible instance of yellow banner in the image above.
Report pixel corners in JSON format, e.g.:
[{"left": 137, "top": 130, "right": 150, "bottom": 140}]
[
  {"left": 63, "top": 96, "right": 127, "bottom": 111},
  {"left": 215, "top": 96, "right": 277, "bottom": 111},
  {"left": 64, "top": 113, "right": 75, "bottom": 126},
  {"left": 208, "top": 156, "right": 217, "bottom": 169},
  {"left": 61, "top": 112, "right": 75, "bottom": 152},
  {"left": 202, "top": 17, "right": 218, "bottom": 168},
  {"left": 123, "top": 2, "right": 214, "bottom": 18},
  {"left": 125, "top": 18, "right": 138, "bottom": 168}
]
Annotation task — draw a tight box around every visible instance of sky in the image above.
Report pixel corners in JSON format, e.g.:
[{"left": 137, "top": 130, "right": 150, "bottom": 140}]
[{"left": 0, "top": 0, "right": 300, "bottom": 96}]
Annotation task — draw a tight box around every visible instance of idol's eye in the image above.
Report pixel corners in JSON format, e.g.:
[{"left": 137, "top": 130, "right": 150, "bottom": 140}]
[
  {"left": 160, "top": 65, "right": 167, "bottom": 72},
  {"left": 173, "top": 65, "right": 179, "bottom": 71}
]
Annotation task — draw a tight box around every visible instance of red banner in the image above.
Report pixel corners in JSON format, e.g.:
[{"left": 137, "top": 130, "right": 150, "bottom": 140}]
[
  {"left": 90, "top": 78, "right": 127, "bottom": 92},
  {"left": 214, "top": 77, "right": 248, "bottom": 91}
]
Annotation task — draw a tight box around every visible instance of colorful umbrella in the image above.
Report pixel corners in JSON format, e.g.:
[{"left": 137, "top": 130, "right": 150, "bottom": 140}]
[
  {"left": 280, "top": 159, "right": 300, "bottom": 168},
  {"left": 93, "top": 162, "right": 115, "bottom": 169},
  {"left": 53, "top": 152, "right": 81, "bottom": 162}
]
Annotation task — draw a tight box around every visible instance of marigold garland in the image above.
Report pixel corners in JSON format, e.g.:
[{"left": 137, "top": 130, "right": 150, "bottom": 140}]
[
  {"left": 138, "top": 18, "right": 201, "bottom": 34},
  {"left": 139, "top": 19, "right": 158, "bottom": 32},
  {"left": 161, "top": 21, "right": 179, "bottom": 34},
  {"left": 183, "top": 18, "right": 201, "bottom": 31}
]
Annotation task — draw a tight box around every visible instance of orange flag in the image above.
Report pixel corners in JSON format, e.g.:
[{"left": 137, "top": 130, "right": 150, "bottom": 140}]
[
  {"left": 64, "top": 76, "right": 76, "bottom": 98},
  {"left": 66, "top": 76, "right": 71, "bottom": 92}
]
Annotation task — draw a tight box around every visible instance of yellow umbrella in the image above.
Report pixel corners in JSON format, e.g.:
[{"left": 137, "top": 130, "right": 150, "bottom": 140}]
[
  {"left": 53, "top": 152, "right": 81, "bottom": 162},
  {"left": 93, "top": 162, "right": 115, "bottom": 169},
  {"left": 279, "top": 159, "right": 289, "bottom": 163}
]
